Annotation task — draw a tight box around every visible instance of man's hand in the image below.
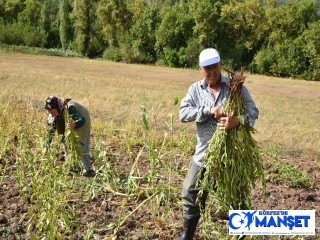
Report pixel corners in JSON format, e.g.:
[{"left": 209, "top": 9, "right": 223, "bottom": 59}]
[
  {"left": 211, "top": 106, "right": 225, "bottom": 119},
  {"left": 217, "top": 116, "right": 240, "bottom": 130},
  {"left": 67, "top": 122, "right": 76, "bottom": 129}
]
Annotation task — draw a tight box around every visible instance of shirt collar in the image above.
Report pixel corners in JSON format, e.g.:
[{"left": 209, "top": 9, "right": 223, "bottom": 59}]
[{"left": 200, "top": 79, "right": 208, "bottom": 89}]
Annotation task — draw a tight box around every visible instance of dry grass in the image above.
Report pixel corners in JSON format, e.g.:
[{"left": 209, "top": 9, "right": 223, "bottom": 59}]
[
  {"left": 246, "top": 74, "right": 320, "bottom": 157},
  {"left": 1, "top": 52, "right": 319, "bottom": 158}
]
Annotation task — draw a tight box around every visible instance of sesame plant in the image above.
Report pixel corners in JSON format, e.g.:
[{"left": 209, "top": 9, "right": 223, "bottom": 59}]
[
  {"left": 0, "top": 99, "right": 20, "bottom": 189},
  {"left": 13, "top": 104, "right": 79, "bottom": 239},
  {"left": 96, "top": 99, "right": 183, "bottom": 238},
  {"left": 63, "top": 106, "right": 84, "bottom": 174},
  {"left": 89, "top": 140, "right": 125, "bottom": 196},
  {"left": 266, "top": 157, "right": 311, "bottom": 188},
  {"left": 0, "top": 137, "right": 11, "bottom": 189},
  {"left": 0, "top": 96, "right": 93, "bottom": 239},
  {"left": 139, "top": 99, "right": 181, "bottom": 229}
]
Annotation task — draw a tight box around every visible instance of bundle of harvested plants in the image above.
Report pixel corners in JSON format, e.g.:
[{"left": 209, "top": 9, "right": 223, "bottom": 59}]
[{"left": 64, "top": 107, "right": 83, "bottom": 173}]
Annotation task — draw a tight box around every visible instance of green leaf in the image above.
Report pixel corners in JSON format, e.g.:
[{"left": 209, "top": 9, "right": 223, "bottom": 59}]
[{"left": 173, "top": 96, "right": 179, "bottom": 106}]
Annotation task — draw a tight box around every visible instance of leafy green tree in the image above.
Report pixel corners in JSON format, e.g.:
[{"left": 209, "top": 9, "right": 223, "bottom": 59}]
[
  {"left": 129, "top": 0, "right": 146, "bottom": 22},
  {"left": 0, "top": 0, "right": 6, "bottom": 21},
  {"left": 266, "top": 0, "right": 318, "bottom": 44},
  {"left": 162, "top": 46, "right": 186, "bottom": 67},
  {"left": 252, "top": 41, "right": 307, "bottom": 77},
  {"left": 85, "top": 0, "right": 106, "bottom": 58},
  {"left": 0, "top": 0, "right": 46, "bottom": 47},
  {"left": 97, "top": 0, "right": 132, "bottom": 47},
  {"left": 4, "top": 0, "right": 25, "bottom": 23},
  {"left": 73, "top": 0, "right": 105, "bottom": 57},
  {"left": 0, "top": 21, "right": 46, "bottom": 47},
  {"left": 40, "top": 0, "right": 60, "bottom": 48},
  {"left": 297, "top": 20, "right": 320, "bottom": 80},
  {"left": 185, "top": 38, "right": 202, "bottom": 68},
  {"left": 156, "top": 3, "right": 193, "bottom": 50},
  {"left": 129, "top": 0, "right": 160, "bottom": 63},
  {"left": 188, "top": 0, "right": 227, "bottom": 48},
  {"left": 74, "top": 0, "right": 78, "bottom": 10},
  {"left": 220, "top": 0, "right": 267, "bottom": 67},
  {"left": 252, "top": 0, "right": 319, "bottom": 78},
  {"left": 249, "top": 45, "right": 275, "bottom": 74},
  {"left": 73, "top": 0, "right": 90, "bottom": 55},
  {"left": 59, "top": 0, "right": 70, "bottom": 52},
  {"left": 18, "top": 0, "right": 42, "bottom": 26},
  {"left": 155, "top": 3, "right": 194, "bottom": 66}
]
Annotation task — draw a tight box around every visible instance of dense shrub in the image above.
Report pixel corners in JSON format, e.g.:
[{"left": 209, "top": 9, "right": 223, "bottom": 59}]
[
  {"left": 163, "top": 47, "right": 187, "bottom": 68},
  {"left": 251, "top": 43, "right": 307, "bottom": 78},
  {"left": 102, "top": 46, "right": 122, "bottom": 62},
  {"left": 185, "top": 38, "right": 201, "bottom": 68},
  {"left": 296, "top": 20, "right": 320, "bottom": 80},
  {"left": 0, "top": 22, "right": 46, "bottom": 47}
]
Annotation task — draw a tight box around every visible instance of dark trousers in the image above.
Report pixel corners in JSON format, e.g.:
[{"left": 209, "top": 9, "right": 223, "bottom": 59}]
[
  {"left": 182, "top": 159, "right": 249, "bottom": 220},
  {"left": 182, "top": 159, "right": 208, "bottom": 220}
]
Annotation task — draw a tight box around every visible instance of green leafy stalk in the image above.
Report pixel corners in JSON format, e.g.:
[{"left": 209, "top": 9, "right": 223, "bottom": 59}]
[{"left": 64, "top": 106, "right": 83, "bottom": 173}]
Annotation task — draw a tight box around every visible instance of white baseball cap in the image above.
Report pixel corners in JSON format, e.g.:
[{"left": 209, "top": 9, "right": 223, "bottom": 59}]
[{"left": 199, "top": 48, "right": 220, "bottom": 67}]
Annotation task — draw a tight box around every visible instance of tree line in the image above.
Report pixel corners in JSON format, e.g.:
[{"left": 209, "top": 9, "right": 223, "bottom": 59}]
[{"left": 1, "top": 0, "right": 320, "bottom": 81}]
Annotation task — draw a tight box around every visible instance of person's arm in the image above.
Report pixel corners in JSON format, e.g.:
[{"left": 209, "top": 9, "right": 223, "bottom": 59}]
[
  {"left": 67, "top": 106, "right": 85, "bottom": 129},
  {"left": 240, "top": 86, "right": 259, "bottom": 126},
  {"left": 179, "top": 84, "right": 216, "bottom": 123}
]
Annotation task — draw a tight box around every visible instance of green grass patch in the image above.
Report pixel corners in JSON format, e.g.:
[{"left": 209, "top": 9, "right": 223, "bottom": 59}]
[
  {"left": 266, "top": 158, "right": 312, "bottom": 188},
  {"left": 0, "top": 44, "right": 82, "bottom": 57}
]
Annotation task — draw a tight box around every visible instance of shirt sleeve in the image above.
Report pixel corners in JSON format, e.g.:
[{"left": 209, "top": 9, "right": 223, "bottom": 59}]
[
  {"left": 179, "top": 84, "right": 212, "bottom": 123},
  {"left": 68, "top": 106, "right": 86, "bottom": 129},
  {"left": 241, "top": 86, "right": 259, "bottom": 126}
]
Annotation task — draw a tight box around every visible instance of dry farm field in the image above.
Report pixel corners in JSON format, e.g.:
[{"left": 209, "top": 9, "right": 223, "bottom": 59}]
[{"left": 0, "top": 53, "right": 320, "bottom": 239}]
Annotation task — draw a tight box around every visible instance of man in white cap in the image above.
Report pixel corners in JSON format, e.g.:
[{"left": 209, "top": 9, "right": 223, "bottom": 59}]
[{"left": 178, "top": 48, "right": 259, "bottom": 240}]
